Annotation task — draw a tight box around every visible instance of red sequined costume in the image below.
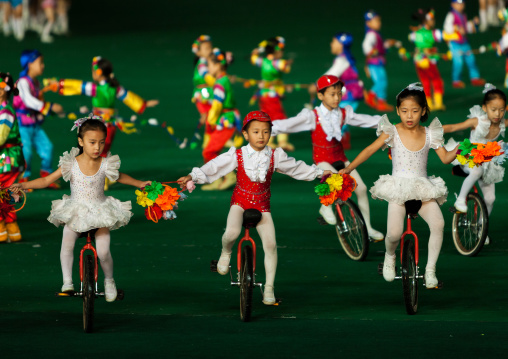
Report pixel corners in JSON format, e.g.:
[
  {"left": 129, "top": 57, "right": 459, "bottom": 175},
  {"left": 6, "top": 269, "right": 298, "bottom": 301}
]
[
  {"left": 230, "top": 148, "right": 275, "bottom": 212},
  {"left": 311, "top": 108, "right": 347, "bottom": 164}
]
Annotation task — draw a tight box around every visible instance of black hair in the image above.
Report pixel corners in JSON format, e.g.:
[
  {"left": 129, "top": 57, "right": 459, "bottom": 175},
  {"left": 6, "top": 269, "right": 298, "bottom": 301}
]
[
  {"left": 482, "top": 88, "right": 507, "bottom": 106},
  {"left": 263, "top": 37, "right": 281, "bottom": 55},
  {"left": 396, "top": 84, "right": 430, "bottom": 122},
  {"left": 96, "top": 58, "right": 120, "bottom": 88},
  {"left": 318, "top": 80, "right": 345, "bottom": 95},
  {"left": 77, "top": 119, "right": 108, "bottom": 154},
  {"left": 411, "top": 8, "right": 432, "bottom": 24},
  {"left": 243, "top": 120, "right": 272, "bottom": 132},
  {"left": 0, "top": 72, "right": 19, "bottom": 99},
  {"left": 209, "top": 50, "right": 234, "bottom": 70}
]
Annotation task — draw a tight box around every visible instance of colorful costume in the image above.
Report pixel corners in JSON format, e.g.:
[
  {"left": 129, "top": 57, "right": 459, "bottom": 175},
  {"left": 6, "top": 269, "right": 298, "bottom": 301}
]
[
  {"left": 363, "top": 27, "right": 388, "bottom": 101},
  {"left": 53, "top": 77, "right": 147, "bottom": 156},
  {"left": 498, "top": 28, "right": 508, "bottom": 88},
  {"left": 0, "top": 101, "right": 24, "bottom": 226},
  {"left": 203, "top": 72, "right": 240, "bottom": 163},
  {"left": 48, "top": 147, "right": 132, "bottom": 233},
  {"left": 409, "top": 26, "right": 445, "bottom": 110},
  {"left": 443, "top": 6, "right": 482, "bottom": 84},
  {"left": 13, "top": 73, "right": 55, "bottom": 179},
  {"left": 193, "top": 57, "right": 213, "bottom": 115}
]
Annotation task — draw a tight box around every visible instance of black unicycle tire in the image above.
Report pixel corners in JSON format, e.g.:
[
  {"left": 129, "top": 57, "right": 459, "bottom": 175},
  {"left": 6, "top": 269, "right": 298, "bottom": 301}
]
[
  {"left": 83, "top": 255, "right": 95, "bottom": 333},
  {"left": 452, "top": 193, "right": 489, "bottom": 257},
  {"left": 240, "top": 245, "right": 253, "bottom": 322},
  {"left": 402, "top": 239, "right": 418, "bottom": 315},
  {"left": 334, "top": 199, "right": 369, "bottom": 261}
]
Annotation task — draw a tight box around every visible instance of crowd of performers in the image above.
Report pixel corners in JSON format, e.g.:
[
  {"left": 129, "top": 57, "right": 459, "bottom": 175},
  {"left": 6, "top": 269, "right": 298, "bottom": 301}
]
[{"left": 1, "top": 0, "right": 508, "bottom": 304}]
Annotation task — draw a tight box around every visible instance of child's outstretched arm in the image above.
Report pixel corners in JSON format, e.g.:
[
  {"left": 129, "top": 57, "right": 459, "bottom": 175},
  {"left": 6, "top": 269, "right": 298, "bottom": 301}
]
[
  {"left": 10, "top": 168, "right": 62, "bottom": 191},
  {"left": 339, "top": 134, "right": 389, "bottom": 174},
  {"left": 344, "top": 106, "right": 382, "bottom": 129},
  {"left": 271, "top": 108, "right": 315, "bottom": 137},
  {"left": 434, "top": 144, "right": 460, "bottom": 164},
  {"left": 117, "top": 173, "right": 151, "bottom": 188},
  {"left": 442, "top": 118, "right": 477, "bottom": 133},
  {"left": 275, "top": 149, "right": 331, "bottom": 180}
]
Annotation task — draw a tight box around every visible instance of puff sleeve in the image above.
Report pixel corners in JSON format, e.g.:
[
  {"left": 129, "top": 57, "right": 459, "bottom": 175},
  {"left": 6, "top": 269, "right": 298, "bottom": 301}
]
[
  {"left": 105, "top": 152, "right": 121, "bottom": 181},
  {"left": 58, "top": 147, "right": 80, "bottom": 182},
  {"left": 376, "top": 115, "right": 395, "bottom": 149},
  {"left": 428, "top": 118, "right": 445, "bottom": 149}
]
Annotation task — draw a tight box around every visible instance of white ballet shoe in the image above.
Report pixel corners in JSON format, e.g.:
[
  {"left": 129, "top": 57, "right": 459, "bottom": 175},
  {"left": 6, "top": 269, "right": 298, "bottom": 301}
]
[
  {"left": 262, "top": 285, "right": 276, "bottom": 305},
  {"left": 368, "top": 229, "right": 384, "bottom": 241},
  {"left": 61, "top": 282, "right": 74, "bottom": 293},
  {"left": 217, "top": 252, "right": 231, "bottom": 275},
  {"left": 425, "top": 271, "right": 439, "bottom": 289},
  {"left": 105, "top": 279, "right": 117, "bottom": 302},
  {"left": 454, "top": 199, "right": 467, "bottom": 213},
  {"left": 319, "top": 205, "right": 336, "bottom": 225},
  {"left": 383, "top": 253, "right": 396, "bottom": 282},
  {"left": 485, "top": 236, "right": 490, "bottom": 246}
]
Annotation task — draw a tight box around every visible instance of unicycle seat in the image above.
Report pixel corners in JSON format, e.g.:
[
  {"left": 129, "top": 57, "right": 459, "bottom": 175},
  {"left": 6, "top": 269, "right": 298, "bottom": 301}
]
[
  {"left": 242, "top": 209, "right": 262, "bottom": 229},
  {"left": 405, "top": 200, "right": 422, "bottom": 219},
  {"left": 79, "top": 229, "right": 98, "bottom": 239},
  {"left": 451, "top": 165, "right": 468, "bottom": 178},
  {"left": 331, "top": 161, "right": 346, "bottom": 172}
]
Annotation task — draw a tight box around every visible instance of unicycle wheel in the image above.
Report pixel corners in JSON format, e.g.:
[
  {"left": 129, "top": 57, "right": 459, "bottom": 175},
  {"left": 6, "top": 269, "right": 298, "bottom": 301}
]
[
  {"left": 402, "top": 239, "right": 418, "bottom": 315},
  {"left": 334, "top": 200, "right": 369, "bottom": 261},
  {"left": 83, "top": 254, "right": 95, "bottom": 333},
  {"left": 239, "top": 245, "right": 253, "bottom": 322},
  {"left": 452, "top": 193, "right": 489, "bottom": 257}
]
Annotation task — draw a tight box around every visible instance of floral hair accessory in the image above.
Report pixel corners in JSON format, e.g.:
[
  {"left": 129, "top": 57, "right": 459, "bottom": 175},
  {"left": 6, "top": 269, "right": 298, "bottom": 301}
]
[
  {"left": 0, "top": 75, "right": 11, "bottom": 92},
  {"left": 135, "top": 181, "right": 190, "bottom": 223},
  {"left": 212, "top": 48, "right": 226, "bottom": 65},
  {"left": 482, "top": 83, "right": 497, "bottom": 94},
  {"left": 192, "top": 35, "right": 211, "bottom": 54},
  {"left": 70, "top": 113, "right": 105, "bottom": 132},
  {"left": 397, "top": 82, "right": 424, "bottom": 99},
  {"left": 315, "top": 173, "right": 357, "bottom": 206},
  {"left": 92, "top": 56, "right": 102, "bottom": 76}
]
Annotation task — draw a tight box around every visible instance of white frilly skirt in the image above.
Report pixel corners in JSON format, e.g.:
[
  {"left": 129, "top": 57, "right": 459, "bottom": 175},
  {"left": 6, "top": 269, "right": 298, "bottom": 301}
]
[
  {"left": 370, "top": 175, "right": 448, "bottom": 206},
  {"left": 48, "top": 195, "right": 133, "bottom": 233}
]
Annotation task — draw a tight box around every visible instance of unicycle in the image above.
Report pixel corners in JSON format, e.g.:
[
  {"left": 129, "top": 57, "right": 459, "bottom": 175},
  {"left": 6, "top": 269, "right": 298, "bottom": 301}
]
[
  {"left": 211, "top": 209, "right": 277, "bottom": 322},
  {"left": 449, "top": 165, "right": 489, "bottom": 256},
  {"left": 324, "top": 161, "right": 369, "bottom": 261},
  {"left": 377, "top": 200, "right": 442, "bottom": 315},
  {"left": 56, "top": 229, "right": 124, "bottom": 333}
]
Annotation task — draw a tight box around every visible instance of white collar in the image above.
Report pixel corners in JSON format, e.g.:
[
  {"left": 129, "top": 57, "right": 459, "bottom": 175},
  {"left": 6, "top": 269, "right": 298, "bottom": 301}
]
[
  {"left": 243, "top": 144, "right": 272, "bottom": 182},
  {"left": 245, "top": 144, "right": 271, "bottom": 158},
  {"left": 316, "top": 103, "right": 344, "bottom": 141}
]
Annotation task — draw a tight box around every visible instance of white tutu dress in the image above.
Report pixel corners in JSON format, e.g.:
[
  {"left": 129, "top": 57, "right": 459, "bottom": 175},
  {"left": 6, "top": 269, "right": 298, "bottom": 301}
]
[
  {"left": 370, "top": 116, "right": 448, "bottom": 205},
  {"left": 47, "top": 148, "right": 133, "bottom": 233},
  {"left": 445, "top": 106, "right": 505, "bottom": 184}
]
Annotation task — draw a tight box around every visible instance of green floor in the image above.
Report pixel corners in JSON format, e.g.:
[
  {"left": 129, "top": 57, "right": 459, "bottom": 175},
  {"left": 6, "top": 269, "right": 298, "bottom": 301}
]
[{"left": 1, "top": 0, "right": 508, "bottom": 357}]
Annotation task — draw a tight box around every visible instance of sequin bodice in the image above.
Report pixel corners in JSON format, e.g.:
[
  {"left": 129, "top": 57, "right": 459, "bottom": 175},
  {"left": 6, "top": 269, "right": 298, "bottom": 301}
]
[
  {"left": 70, "top": 158, "right": 107, "bottom": 203},
  {"left": 391, "top": 127, "right": 430, "bottom": 178},
  {"left": 231, "top": 148, "right": 275, "bottom": 212}
]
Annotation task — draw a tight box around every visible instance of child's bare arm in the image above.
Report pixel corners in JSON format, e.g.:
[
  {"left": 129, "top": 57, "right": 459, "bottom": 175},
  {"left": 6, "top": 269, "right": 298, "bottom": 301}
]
[
  {"left": 442, "top": 118, "right": 477, "bottom": 133},
  {"left": 339, "top": 134, "right": 389, "bottom": 174},
  {"left": 117, "top": 172, "right": 151, "bottom": 188},
  {"left": 10, "top": 168, "right": 63, "bottom": 191},
  {"left": 435, "top": 145, "right": 459, "bottom": 164}
]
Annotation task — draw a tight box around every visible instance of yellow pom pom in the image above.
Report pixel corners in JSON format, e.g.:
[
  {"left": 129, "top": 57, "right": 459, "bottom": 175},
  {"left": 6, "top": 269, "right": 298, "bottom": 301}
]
[
  {"left": 456, "top": 155, "right": 467, "bottom": 165},
  {"left": 67, "top": 113, "right": 77, "bottom": 120},
  {"left": 167, "top": 126, "right": 174, "bottom": 135}
]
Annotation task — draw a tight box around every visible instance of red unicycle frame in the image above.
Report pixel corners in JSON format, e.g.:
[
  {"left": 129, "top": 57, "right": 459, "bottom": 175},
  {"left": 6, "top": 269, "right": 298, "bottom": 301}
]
[
  {"left": 79, "top": 232, "right": 99, "bottom": 288},
  {"left": 237, "top": 228, "right": 257, "bottom": 272}
]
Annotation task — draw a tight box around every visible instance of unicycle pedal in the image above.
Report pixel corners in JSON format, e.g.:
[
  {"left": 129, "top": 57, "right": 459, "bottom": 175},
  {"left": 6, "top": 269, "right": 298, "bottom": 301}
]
[
  {"left": 316, "top": 216, "right": 329, "bottom": 226},
  {"left": 116, "top": 289, "right": 125, "bottom": 301},
  {"left": 424, "top": 280, "right": 444, "bottom": 290},
  {"left": 377, "top": 263, "right": 383, "bottom": 275},
  {"left": 210, "top": 260, "right": 218, "bottom": 272},
  {"left": 56, "top": 291, "right": 76, "bottom": 297}
]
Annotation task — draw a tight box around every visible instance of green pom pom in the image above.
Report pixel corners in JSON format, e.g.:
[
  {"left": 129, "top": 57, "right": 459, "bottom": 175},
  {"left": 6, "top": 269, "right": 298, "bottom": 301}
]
[
  {"left": 314, "top": 183, "right": 330, "bottom": 196},
  {"left": 145, "top": 181, "right": 165, "bottom": 201}
]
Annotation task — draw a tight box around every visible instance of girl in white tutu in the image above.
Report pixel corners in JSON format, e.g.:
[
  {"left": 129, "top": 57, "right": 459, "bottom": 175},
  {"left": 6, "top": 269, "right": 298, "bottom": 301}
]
[
  {"left": 339, "top": 83, "right": 458, "bottom": 288},
  {"left": 10, "top": 115, "right": 151, "bottom": 302},
  {"left": 443, "top": 84, "right": 506, "bottom": 245}
]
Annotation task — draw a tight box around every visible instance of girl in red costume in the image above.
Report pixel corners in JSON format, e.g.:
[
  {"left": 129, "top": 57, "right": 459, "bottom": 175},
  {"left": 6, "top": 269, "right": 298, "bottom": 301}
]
[{"left": 178, "top": 111, "right": 330, "bottom": 305}]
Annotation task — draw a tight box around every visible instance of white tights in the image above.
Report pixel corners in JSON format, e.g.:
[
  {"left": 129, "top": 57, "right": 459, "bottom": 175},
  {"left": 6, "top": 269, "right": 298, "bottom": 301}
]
[
  {"left": 317, "top": 161, "right": 375, "bottom": 232},
  {"left": 384, "top": 201, "right": 444, "bottom": 272},
  {"left": 60, "top": 225, "right": 114, "bottom": 284},
  {"left": 221, "top": 205, "right": 277, "bottom": 287},
  {"left": 457, "top": 166, "right": 495, "bottom": 215}
]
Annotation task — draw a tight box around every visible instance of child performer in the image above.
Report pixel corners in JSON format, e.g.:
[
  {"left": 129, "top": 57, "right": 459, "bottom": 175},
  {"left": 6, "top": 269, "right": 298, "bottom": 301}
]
[
  {"left": 443, "top": 84, "right": 506, "bottom": 244},
  {"left": 10, "top": 115, "right": 151, "bottom": 301},
  {"left": 1, "top": 0, "right": 24, "bottom": 40},
  {"left": 191, "top": 35, "right": 214, "bottom": 149},
  {"left": 362, "top": 10, "right": 400, "bottom": 112},
  {"left": 49, "top": 56, "right": 159, "bottom": 158},
  {"left": 272, "top": 75, "right": 385, "bottom": 241},
  {"left": 409, "top": 8, "right": 446, "bottom": 111},
  {"left": 0, "top": 73, "right": 25, "bottom": 242},
  {"left": 13, "top": 50, "right": 64, "bottom": 187},
  {"left": 178, "top": 111, "right": 331, "bottom": 304},
  {"left": 339, "top": 83, "right": 458, "bottom": 288},
  {"left": 201, "top": 48, "right": 240, "bottom": 191},
  {"left": 497, "top": 8, "right": 508, "bottom": 88},
  {"left": 443, "top": 0, "right": 485, "bottom": 88},
  {"left": 251, "top": 37, "right": 294, "bottom": 152}
]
